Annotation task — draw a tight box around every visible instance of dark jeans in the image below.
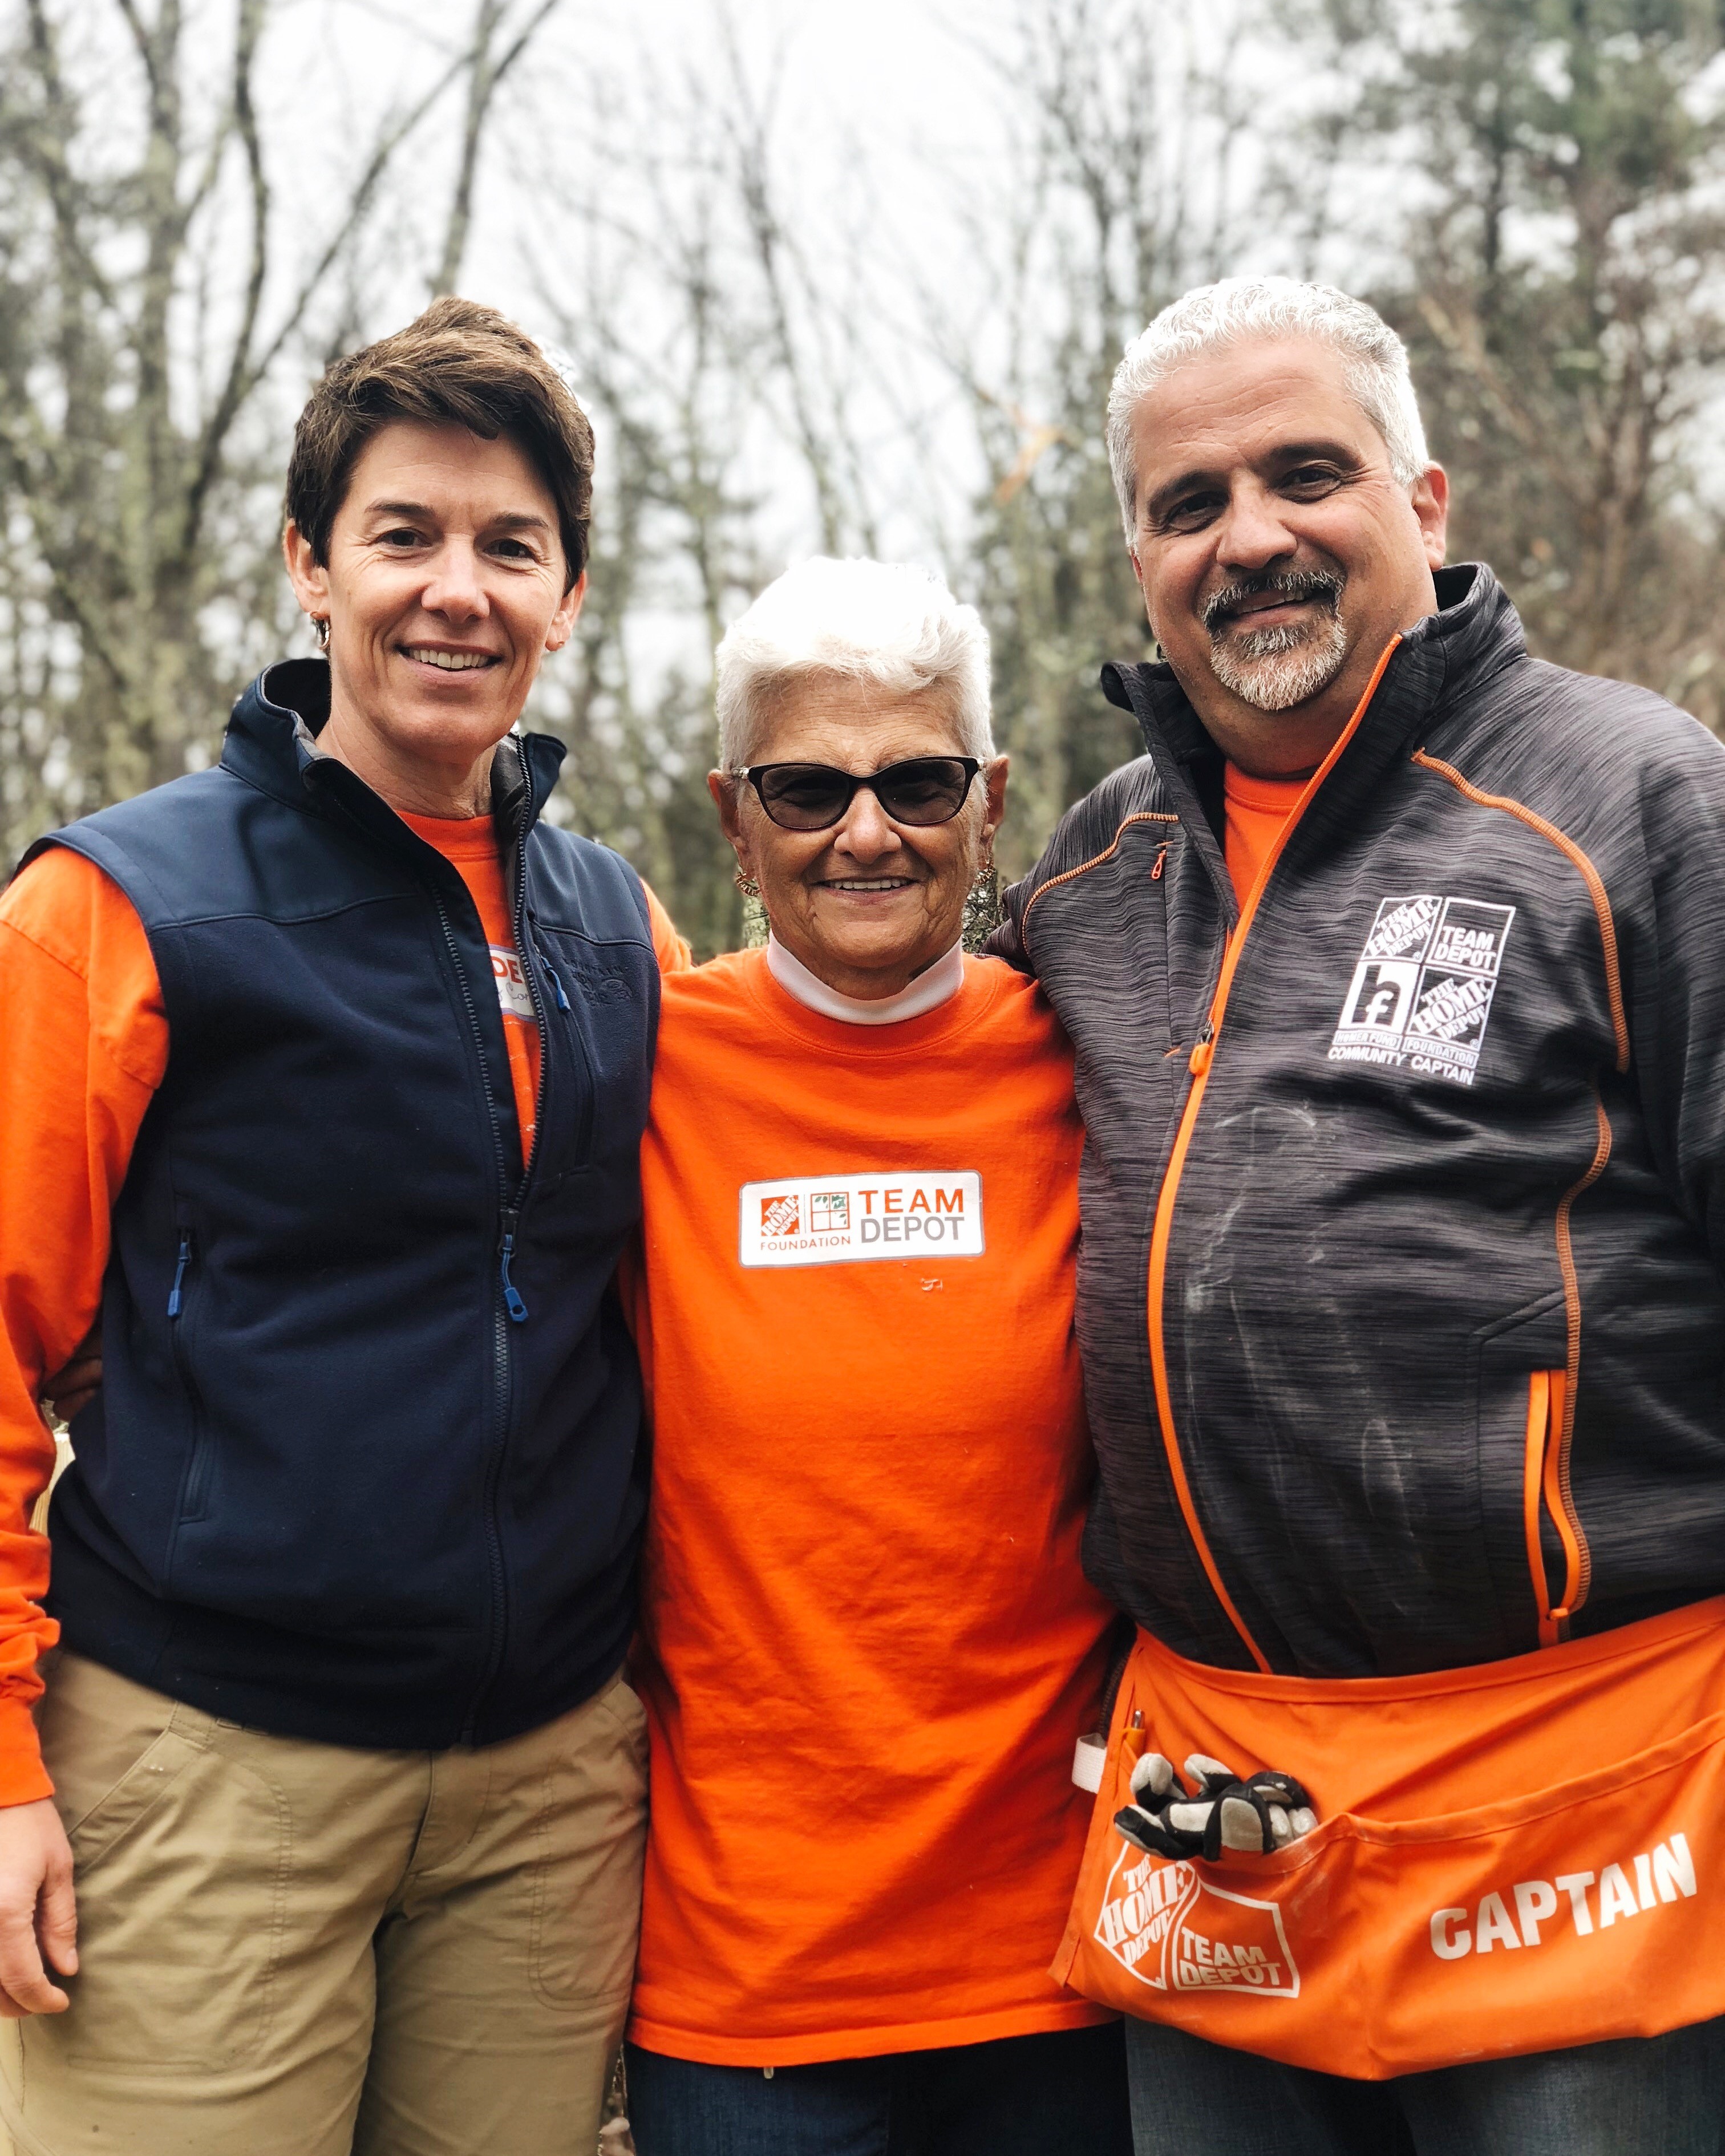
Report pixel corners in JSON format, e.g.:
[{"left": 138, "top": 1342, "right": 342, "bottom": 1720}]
[
  {"left": 626, "top": 2021, "right": 1133, "bottom": 2156},
  {"left": 1125, "top": 2012, "right": 1725, "bottom": 2156}
]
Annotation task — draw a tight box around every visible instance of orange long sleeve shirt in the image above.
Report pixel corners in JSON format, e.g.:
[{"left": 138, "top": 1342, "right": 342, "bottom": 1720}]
[{"left": 0, "top": 832, "right": 687, "bottom": 1805}]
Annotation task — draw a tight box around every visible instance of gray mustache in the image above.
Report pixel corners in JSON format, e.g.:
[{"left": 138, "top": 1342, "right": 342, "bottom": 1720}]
[{"left": 1204, "top": 570, "right": 1345, "bottom": 635}]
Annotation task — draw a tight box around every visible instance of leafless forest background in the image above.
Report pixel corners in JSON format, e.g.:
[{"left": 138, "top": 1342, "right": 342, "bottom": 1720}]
[{"left": 6, "top": 0, "right": 1725, "bottom": 956}]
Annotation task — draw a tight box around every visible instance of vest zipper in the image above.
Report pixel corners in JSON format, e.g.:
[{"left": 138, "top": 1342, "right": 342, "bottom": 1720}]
[
  {"left": 167, "top": 1231, "right": 191, "bottom": 1318},
  {"left": 499, "top": 1213, "right": 528, "bottom": 1323},
  {"left": 1144, "top": 637, "right": 1401, "bottom": 1674},
  {"left": 432, "top": 890, "right": 519, "bottom": 1745}
]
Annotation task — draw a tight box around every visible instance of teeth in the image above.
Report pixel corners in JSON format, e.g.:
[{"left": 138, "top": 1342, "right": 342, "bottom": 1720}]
[
  {"left": 404, "top": 647, "right": 495, "bottom": 671},
  {"left": 829, "top": 879, "right": 909, "bottom": 892}
]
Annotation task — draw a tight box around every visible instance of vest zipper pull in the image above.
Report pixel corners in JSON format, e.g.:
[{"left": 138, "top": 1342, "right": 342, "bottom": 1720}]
[
  {"left": 542, "top": 959, "right": 570, "bottom": 1011},
  {"left": 167, "top": 1230, "right": 192, "bottom": 1319},
  {"left": 499, "top": 1215, "right": 529, "bottom": 1324}
]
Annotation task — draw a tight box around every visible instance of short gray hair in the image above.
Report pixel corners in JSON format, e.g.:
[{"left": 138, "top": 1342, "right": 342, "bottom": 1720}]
[
  {"left": 715, "top": 556, "right": 994, "bottom": 771},
  {"left": 1106, "top": 277, "right": 1431, "bottom": 542}
]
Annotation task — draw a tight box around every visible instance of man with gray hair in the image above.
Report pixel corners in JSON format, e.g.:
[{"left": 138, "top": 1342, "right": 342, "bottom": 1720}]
[{"left": 994, "top": 278, "right": 1725, "bottom": 2149}]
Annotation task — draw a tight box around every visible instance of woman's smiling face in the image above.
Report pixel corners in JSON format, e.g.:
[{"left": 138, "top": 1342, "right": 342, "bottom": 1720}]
[
  {"left": 713, "top": 673, "right": 1008, "bottom": 1002},
  {"left": 284, "top": 418, "right": 584, "bottom": 814}
]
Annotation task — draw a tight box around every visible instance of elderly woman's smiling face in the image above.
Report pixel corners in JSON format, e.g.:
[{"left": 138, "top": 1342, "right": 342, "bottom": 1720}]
[{"left": 713, "top": 673, "right": 1009, "bottom": 1001}]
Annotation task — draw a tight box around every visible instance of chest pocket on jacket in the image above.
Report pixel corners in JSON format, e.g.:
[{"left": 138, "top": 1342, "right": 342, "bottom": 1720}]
[{"left": 532, "top": 925, "right": 655, "bottom": 1178}]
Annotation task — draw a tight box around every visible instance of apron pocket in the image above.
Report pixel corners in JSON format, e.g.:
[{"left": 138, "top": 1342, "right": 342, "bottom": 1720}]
[{"left": 1054, "top": 1620, "right": 1725, "bottom": 2078}]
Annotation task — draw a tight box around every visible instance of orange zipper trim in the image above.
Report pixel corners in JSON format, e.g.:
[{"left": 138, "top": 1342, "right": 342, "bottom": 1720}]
[
  {"left": 1408, "top": 753, "right": 1629, "bottom": 1072},
  {"left": 1145, "top": 635, "right": 1402, "bottom": 1673},
  {"left": 1020, "top": 811, "right": 1179, "bottom": 953},
  {"left": 1411, "top": 742, "right": 1623, "bottom": 1631},
  {"left": 1522, "top": 1370, "right": 1556, "bottom": 1644},
  {"left": 1522, "top": 1367, "right": 1580, "bottom": 1647},
  {"left": 1548, "top": 1088, "right": 1612, "bottom": 1624}
]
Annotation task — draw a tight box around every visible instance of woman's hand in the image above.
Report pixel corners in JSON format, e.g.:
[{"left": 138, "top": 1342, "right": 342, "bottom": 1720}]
[
  {"left": 0, "top": 1798, "right": 76, "bottom": 2015},
  {"left": 39, "top": 1323, "right": 103, "bottom": 1428},
  {"left": 1115, "top": 1750, "right": 1317, "bottom": 1861}
]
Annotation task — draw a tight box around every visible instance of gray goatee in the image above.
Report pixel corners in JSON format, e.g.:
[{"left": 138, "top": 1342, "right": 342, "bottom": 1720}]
[{"left": 1204, "top": 570, "right": 1349, "bottom": 713}]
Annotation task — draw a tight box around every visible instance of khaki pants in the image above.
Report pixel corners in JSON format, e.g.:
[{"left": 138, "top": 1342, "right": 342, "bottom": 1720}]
[{"left": 0, "top": 1652, "right": 648, "bottom": 2156}]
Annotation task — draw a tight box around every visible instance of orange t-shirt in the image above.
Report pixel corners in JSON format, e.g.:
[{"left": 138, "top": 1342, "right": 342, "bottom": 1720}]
[
  {"left": 398, "top": 810, "right": 542, "bottom": 1158},
  {"left": 626, "top": 947, "right": 1118, "bottom": 2067},
  {"left": 1222, "top": 762, "right": 1307, "bottom": 907},
  {"left": 0, "top": 824, "right": 686, "bottom": 1805}
]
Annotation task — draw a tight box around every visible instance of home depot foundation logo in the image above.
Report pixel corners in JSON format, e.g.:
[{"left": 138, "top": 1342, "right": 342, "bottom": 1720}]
[
  {"left": 1329, "top": 895, "right": 1515, "bottom": 1088},
  {"left": 759, "top": 1189, "right": 851, "bottom": 1240},
  {"left": 739, "top": 1172, "right": 984, "bottom": 1268},
  {"left": 1094, "top": 1846, "right": 1299, "bottom": 1998},
  {"left": 760, "top": 1193, "right": 801, "bottom": 1239}
]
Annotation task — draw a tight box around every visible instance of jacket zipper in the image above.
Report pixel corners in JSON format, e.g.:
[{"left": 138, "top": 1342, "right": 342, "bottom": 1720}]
[
  {"left": 167, "top": 1217, "right": 214, "bottom": 1518},
  {"left": 1522, "top": 1369, "right": 1586, "bottom": 1647},
  {"left": 1145, "top": 637, "right": 1402, "bottom": 1673},
  {"left": 1542, "top": 1088, "right": 1611, "bottom": 1634}
]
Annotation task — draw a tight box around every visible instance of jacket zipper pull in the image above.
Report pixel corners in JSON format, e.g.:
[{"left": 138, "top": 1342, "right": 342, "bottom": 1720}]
[
  {"left": 499, "top": 1213, "right": 529, "bottom": 1324},
  {"left": 1151, "top": 844, "right": 1168, "bottom": 881},
  {"left": 1188, "top": 1023, "right": 1214, "bottom": 1079},
  {"left": 167, "top": 1230, "right": 192, "bottom": 1319},
  {"left": 542, "top": 959, "right": 571, "bottom": 1012}
]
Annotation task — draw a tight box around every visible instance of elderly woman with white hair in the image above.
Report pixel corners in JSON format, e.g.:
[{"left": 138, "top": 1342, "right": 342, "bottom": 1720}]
[{"left": 619, "top": 557, "right": 1133, "bottom": 2155}]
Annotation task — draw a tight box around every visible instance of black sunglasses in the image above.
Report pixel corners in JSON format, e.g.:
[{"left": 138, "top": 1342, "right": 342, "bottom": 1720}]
[{"left": 743, "top": 756, "right": 982, "bottom": 832}]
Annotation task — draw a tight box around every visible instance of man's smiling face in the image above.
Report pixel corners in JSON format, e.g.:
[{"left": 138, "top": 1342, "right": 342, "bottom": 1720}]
[{"left": 1127, "top": 337, "right": 1448, "bottom": 776}]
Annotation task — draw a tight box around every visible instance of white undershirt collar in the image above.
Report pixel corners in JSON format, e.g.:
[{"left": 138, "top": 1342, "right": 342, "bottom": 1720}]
[{"left": 766, "top": 933, "right": 965, "bottom": 1027}]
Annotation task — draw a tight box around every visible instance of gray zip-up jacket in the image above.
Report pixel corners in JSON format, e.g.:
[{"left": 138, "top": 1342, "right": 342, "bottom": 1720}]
[{"left": 994, "top": 564, "right": 1725, "bottom": 1678}]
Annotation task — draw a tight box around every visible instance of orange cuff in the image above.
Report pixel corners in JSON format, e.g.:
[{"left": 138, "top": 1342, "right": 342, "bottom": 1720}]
[{"left": 0, "top": 1692, "right": 53, "bottom": 1808}]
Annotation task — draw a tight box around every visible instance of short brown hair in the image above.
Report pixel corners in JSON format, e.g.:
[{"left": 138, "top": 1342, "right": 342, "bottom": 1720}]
[{"left": 284, "top": 297, "right": 594, "bottom": 588}]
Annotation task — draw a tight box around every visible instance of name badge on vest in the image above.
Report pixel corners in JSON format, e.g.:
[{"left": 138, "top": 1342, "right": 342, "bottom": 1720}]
[
  {"left": 738, "top": 1172, "right": 984, "bottom": 1269},
  {"left": 490, "top": 946, "right": 536, "bottom": 1022}
]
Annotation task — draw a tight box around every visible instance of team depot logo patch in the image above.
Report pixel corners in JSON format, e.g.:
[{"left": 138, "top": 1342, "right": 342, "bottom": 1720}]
[
  {"left": 1329, "top": 895, "right": 1515, "bottom": 1088},
  {"left": 739, "top": 1173, "right": 983, "bottom": 1269},
  {"left": 1095, "top": 1846, "right": 1299, "bottom": 1998}
]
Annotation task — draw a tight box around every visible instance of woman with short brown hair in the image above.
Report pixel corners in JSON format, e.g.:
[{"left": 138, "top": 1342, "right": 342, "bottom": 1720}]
[{"left": 0, "top": 297, "right": 683, "bottom": 2154}]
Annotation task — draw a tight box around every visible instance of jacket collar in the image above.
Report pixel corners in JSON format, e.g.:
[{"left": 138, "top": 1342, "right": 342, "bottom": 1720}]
[
  {"left": 1100, "top": 563, "right": 1526, "bottom": 779},
  {"left": 220, "top": 658, "right": 568, "bottom": 855}
]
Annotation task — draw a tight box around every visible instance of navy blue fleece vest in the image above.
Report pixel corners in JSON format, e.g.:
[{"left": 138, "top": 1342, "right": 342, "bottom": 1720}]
[{"left": 25, "top": 659, "right": 658, "bottom": 1748}]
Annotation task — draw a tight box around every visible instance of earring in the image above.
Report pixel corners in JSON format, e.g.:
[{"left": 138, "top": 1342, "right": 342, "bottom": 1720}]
[
  {"left": 734, "top": 869, "right": 760, "bottom": 898},
  {"left": 313, "top": 616, "right": 331, "bottom": 651}
]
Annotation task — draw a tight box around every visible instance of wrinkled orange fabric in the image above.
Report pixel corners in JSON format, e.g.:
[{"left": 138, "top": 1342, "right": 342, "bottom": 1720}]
[
  {"left": 1055, "top": 1599, "right": 1725, "bottom": 2075},
  {"left": 0, "top": 834, "right": 686, "bottom": 1805},
  {"left": 626, "top": 949, "right": 1117, "bottom": 2065}
]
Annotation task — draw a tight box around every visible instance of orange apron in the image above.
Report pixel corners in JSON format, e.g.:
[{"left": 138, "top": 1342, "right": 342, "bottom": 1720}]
[{"left": 1052, "top": 1596, "right": 1725, "bottom": 2078}]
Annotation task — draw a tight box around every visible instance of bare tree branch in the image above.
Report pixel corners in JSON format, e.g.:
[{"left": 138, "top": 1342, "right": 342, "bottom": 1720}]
[
  {"left": 177, "top": 0, "right": 269, "bottom": 572},
  {"left": 434, "top": 0, "right": 561, "bottom": 295}
]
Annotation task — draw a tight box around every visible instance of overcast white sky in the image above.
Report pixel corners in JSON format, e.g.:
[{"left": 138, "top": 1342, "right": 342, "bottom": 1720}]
[{"left": 274, "top": 0, "right": 1006, "bottom": 347}]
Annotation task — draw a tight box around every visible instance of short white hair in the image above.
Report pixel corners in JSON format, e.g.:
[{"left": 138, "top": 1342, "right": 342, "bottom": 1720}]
[
  {"left": 1107, "top": 277, "right": 1431, "bottom": 541},
  {"left": 714, "top": 556, "right": 994, "bottom": 771}
]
